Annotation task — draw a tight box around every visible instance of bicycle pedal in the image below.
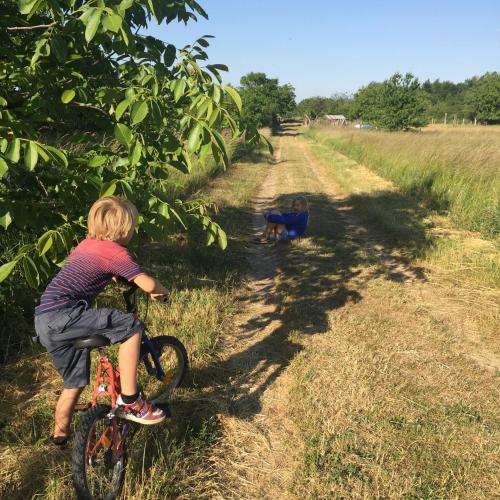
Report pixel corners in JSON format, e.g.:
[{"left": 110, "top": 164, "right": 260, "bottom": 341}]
[{"left": 155, "top": 403, "right": 171, "bottom": 418}]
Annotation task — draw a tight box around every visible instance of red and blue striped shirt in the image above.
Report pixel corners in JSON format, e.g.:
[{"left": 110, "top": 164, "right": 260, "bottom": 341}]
[{"left": 35, "top": 238, "right": 144, "bottom": 315}]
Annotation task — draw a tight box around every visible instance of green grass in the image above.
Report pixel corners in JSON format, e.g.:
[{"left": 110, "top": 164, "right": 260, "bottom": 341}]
[{"left": 304, "top": 127, "right": 500, "bottom": 239}]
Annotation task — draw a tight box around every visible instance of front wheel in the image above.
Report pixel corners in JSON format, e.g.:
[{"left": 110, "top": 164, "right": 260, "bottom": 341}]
[
  {"left": 72, "top": 404, "right": 127, "bottom": 500},
  {"left": 138, "top": 335, "right": 189, "bottom": 403}
]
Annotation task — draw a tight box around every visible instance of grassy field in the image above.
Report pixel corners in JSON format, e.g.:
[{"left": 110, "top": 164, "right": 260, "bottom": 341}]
[
  {"left": 1, "top": 124, "right": 499, "bottom": 499},
  {"left": 268, "top": 128, "right": 499, "bottom": 498},
  {"left": 304, "top": 126, "right": 500, "bottom": 287},
  {"left": 0, "top": 143, "right": 271, "bottom": 499},
  {"left": 304, "top": 126, "right": 500, "bottom": 239}
]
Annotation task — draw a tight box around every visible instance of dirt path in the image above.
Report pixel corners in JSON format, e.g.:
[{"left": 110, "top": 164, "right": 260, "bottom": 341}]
[
  {"left": 209, "top": 136, "right": 303, "bottom": 498},
  {"left": 208, "top": 123, "right": 499, "bottom": 499}
]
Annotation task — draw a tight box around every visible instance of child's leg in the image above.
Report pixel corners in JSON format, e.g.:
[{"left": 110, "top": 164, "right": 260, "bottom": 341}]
[
  {"left": 275, "top": 224, "right": 287, "bottom": 239},
  {"left": 262, "top": 221, "right": 277, "bottom": 239},
  {"left": 118, "top": 331, "right": 142, "bottom": 397},
  {"left": 54, "top": 386, "right": 84, "bottom": 438}
]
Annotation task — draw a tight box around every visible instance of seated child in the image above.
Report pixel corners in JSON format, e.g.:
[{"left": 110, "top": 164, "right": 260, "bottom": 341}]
[
  {"left": 34, "top": 196, "right": 169, "bottom": 446},
  {"left": 256, "top": 195, "right": 309, "bottom": 243}
]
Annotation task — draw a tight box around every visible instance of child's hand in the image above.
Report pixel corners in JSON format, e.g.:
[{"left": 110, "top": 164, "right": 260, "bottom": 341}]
[{"left": 151, "top": 292, "right": 169, "bottom": 303}]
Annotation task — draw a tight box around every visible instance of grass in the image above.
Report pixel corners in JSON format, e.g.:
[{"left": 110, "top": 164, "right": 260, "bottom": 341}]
[
  {"left": 304, "top": 127, "right": 500, "bottom": 287},
  {"left": 304, "top": 126, "right": 500, "bottom": 239},
  {"left": 0, "top": 143, "right": 271, "bottom": 499},
  {"left": 265, "top": 128, "right": 500, "bottom": 498}
]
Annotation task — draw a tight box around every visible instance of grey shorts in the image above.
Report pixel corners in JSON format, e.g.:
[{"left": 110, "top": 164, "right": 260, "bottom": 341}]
[{"left": 35, "top": 303, "right": 145, "bottom": 388}]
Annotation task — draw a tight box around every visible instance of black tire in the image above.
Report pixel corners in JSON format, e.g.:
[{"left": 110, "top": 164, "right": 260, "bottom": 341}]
[
  {"left": 72, "top": 405, "right": 126, "bottom": 500},
  {"left": 138, "top": 335, "right": 188, "bottom": 403}
]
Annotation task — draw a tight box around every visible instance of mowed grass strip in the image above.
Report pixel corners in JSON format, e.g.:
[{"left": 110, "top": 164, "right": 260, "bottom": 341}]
[
  {"left": 304, "top": 126, "right": 500, "bottom": 239},
  {"left": 269, "top": 130, "right": 499, "bottom": 498},
  {"left": 0, "top": 146, "right": 270, "bottom": 499}
]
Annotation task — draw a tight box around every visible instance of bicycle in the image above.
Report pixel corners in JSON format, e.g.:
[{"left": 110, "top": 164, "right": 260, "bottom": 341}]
[{"left": 70, "top": 281, "right": 188, "bottom": 500}]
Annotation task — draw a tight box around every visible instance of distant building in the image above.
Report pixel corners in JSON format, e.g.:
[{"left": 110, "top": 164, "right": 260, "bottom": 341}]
[{"left": 324, "top": 114, "right": 347, "bottom": 126}]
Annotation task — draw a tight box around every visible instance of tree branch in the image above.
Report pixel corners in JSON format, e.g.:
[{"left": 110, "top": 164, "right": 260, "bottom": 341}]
[
  {"left": 7, "top": 23, "right": 56, "bottom": 31},
  {"left": 72, "top": 102, "right": 109, "bottom": 117}
]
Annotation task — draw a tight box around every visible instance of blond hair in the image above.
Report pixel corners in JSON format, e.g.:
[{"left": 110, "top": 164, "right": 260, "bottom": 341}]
[{"left": 87, "top": 196, "right": 138, "bottom": 242}]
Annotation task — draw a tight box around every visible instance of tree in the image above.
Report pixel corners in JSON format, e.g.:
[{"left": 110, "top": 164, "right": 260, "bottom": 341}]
[
  {"left": 296, "top": 94, "right": 352, "bottom": 119},
  {"left": 0, "top": 0, "right": 247, "bottom": 288},
  {"left": 352, "top": 73, "right": 428, "bottom": 130},
  {"left": 238, "top": 72, "right": 296, "bottom": 129},
  {"left": 465, "top": 72, "right": 500, "bottom": 124},
  {"left": 350, "top": 82, "right": 385, "bottom": 123}
]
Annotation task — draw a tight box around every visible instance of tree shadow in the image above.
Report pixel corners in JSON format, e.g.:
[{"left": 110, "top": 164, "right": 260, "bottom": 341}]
[{"left": 189, "top": 185, "right": 429, "bottom": 422}]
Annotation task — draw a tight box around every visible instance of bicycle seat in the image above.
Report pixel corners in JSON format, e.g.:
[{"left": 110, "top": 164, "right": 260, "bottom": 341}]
[{"left": 73, "top": 335, "right": 111, "bottom": 350}]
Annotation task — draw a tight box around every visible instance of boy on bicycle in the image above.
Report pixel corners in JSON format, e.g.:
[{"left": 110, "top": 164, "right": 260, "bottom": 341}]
[{"left": 35, "top": 196, "right": 169, "bottom": 445}]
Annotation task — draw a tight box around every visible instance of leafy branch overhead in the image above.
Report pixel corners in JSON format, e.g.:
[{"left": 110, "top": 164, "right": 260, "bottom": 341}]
[{"left": 0, "top": 0, "right": 256, "bottom": 287}]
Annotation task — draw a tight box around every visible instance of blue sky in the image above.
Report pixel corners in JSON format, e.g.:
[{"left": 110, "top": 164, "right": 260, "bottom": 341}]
[{"left": 146, "top": 1, "right": 500, "bottom": 101}]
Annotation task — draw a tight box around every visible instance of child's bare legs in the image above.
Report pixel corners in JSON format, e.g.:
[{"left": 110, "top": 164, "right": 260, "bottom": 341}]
[
  {"left": 119, "top": 331, "right": 141, "bottom": 396},
  {"left": 261, "top": 222, "right": 287, "bottom": 240},
  {"left": 54, "top": 387, "right": 83, "bottom": 438},
  {"left": 261, "top": 210, "right": 283, "bottom": 240},
  {"left": 275, "top": 223, "right": 287, "bottom": 239},
  {"left": 53, "top": 331, "right": 141, "bottom": 439}
]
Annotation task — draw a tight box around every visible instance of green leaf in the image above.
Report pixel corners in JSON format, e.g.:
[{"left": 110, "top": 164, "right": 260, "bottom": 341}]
[
  {"left": 115, "top": 99, "right": 130, "bottom": 120},
  {"left": 224, "top": 85, "right": 242, "bottom": 112},
  {"left": 196, "top": 37, "right": 209, "bottom": 48},
  {"left": 172, "top": 80, "right": 185, "bottom": 102},
  {"left": 37, "top": 232, "right": 53, "bottom": 256},
  {"left": 19, "top": 0, "right": 38, "bottom": 15},
  {"left": 25, "top": 141, "right": 38, "bottom": 170},
  {"left": 44, "top": 145, "right": 68, "bottom": 167},
  {"left": 101, "top": 181, "right": 117, "bottom": 196},
  {"left": 163, "top": 44, "right": 176, "bottom": 66},
  {"left": 0, "top": 157, "right": 8, "bottom": 179},
  {"left": 114, "top": 123, "right": 132, "bottom": 146},
  {"left": 131, "top": 101, "right": 149, "bottom": 125},
  {"left": 187, "top": 123, "right": 202, "bottom": 152},
  {"left": 102, "top": 12, "right": 122, "bottom": 33},
  {"left": 85, "top": 8, "right": 102, "bottom": 43},
  {"left": 158, "top": 202, "right": 170, "bottom": 218},
  {"left": 206, "top": 230, "right": 215, "bottom": 246},
  {"left": 0, "top": 97, "right": 7, "bottom": 106},
  {"left": 88, "top": 155, "right": 107, "bottom": 167},
  {"left": 0, "top": 138, "right": 8, "bottom": 153},
  {"left": 0, "top": 259, "right": 19, "bottom": 282},
  {"left": 129, "top": 140, "right": 142, "bottom": 166},
  {"left": 217, "top": 227, "right": 228, "bottom": 250},
  {"left": 23, "top": 256, "right": 40, "bottom": 289},
  {"left": 0, "top": 207, "right": 12, "bottom": 229},
  {"left": 6, "top": 138, "right": 20, "bottom": 163},
  {"left": 61, "top": 89, "right": 76, "bottom": 104}
]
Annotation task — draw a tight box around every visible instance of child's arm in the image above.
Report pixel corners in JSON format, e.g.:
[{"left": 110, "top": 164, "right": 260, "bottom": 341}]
[
  {"left": 267, "top": 212, "right": 296, "bottom": 224},
  {"left": 133, "top": 273, "right": 169, "bottom": 301}
]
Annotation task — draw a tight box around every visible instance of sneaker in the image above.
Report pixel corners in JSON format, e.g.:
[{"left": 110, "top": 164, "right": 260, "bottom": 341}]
[{"left": 116, "top": 394, "right": 166, "bottom": 425}]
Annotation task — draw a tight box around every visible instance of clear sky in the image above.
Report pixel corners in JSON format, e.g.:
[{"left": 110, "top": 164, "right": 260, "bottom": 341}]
[{"left": 146, "top": 0, "right": 500, "bottom": 101}]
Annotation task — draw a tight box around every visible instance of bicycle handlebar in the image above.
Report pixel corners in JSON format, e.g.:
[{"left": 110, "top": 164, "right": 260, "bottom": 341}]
[{"left": 114, "top": 276, "right": 168, "bottom": 313}]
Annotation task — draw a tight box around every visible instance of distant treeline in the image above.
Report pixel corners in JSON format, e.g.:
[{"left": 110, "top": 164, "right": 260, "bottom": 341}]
[{"left": 297, "top": 72, "right": 500, "bottom": 125}]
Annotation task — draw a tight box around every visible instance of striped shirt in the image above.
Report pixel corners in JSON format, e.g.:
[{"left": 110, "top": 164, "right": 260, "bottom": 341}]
[{"left": 35, "top": 238, "right": 144, "bottom": 315}]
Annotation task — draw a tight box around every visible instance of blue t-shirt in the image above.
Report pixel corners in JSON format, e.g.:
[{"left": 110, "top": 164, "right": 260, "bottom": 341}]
[{"left": 267, "top": 211, "right": 309, "bottom": 236}]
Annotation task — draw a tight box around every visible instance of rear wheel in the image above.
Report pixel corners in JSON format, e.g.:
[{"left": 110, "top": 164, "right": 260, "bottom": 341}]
[
  {"left": 72, "top": 404, "right": 127, "bottom": 500},
  {"left": 138, "top": 335, "right": 188, "bottom": 403}
]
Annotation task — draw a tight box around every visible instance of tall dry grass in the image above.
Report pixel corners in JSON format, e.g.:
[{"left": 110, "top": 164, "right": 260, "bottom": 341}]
[{"left": 305, "top": 127, "right": 500, "bottom": 238}]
